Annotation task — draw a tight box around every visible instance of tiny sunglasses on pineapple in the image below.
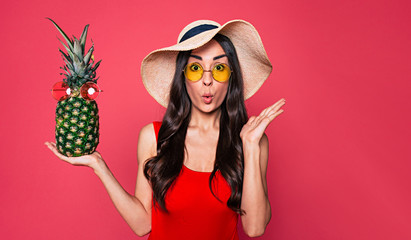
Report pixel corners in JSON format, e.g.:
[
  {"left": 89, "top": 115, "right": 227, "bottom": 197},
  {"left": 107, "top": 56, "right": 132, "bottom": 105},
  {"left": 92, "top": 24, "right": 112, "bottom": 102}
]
[
  {"left": 183, "top": 62, "right": 232, "bottom": 82},
  {"left": 51, "top": 81, "right": 102, "bottom": 101}
]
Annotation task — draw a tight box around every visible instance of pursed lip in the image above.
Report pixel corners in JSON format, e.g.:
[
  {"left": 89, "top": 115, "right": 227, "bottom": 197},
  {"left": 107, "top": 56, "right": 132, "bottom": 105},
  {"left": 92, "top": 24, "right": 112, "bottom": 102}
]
[
  {"left": 201, "top": 93, "right": 214, "bottom": 104},
  {"left": 202, "top": 93, "right": 214, "bottom": 98}
]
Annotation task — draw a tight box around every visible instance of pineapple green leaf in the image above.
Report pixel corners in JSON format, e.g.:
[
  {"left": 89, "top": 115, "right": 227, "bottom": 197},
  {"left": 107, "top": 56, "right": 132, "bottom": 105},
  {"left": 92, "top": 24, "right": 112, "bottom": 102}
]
[
  {"left": 59, "top": 49, "right": 71, "bottom": 62},
  {"left": 79, "top": 24, "right": 89, "bottom": 54},
  {"left": 91, "top": 60, "right": 102, "bottom": 71},
  {"left": 63, "top": 59, "right": 73, "bottom": 70},
  {"left": 61, "top": 70, "right": 69, "bottom": 77},
  {"left": 57, "top": 38, "right": 72, "bottom": 55},
  {"left": 86, "top": 64, "right": 93, "bottom": 72},
  {"left": 66, "top": 51, "right": 76, "bottom": 65},
  {"left": 83, "top": 45, "right": 94, "bottom": 64},
  {"left": 49, "top": 18, "right": 101, "bottom": 86},
  {"left": 73, "top": 40, "right": 83, "bottom": 59},
  {"left": 72, "top": 54, "right": 83, "bottom": 73},
  {"left": 46, "top": 18, "right": 74, "bottom": 51},
  {"left": 60, "top": 66, "right": 69, "bottom": 75}
]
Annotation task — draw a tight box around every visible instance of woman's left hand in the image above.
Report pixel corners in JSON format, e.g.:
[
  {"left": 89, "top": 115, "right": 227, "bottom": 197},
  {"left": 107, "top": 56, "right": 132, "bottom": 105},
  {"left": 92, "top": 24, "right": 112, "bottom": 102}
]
[{"left": 240, "top": 98, "right": 286, "bottom": 144}]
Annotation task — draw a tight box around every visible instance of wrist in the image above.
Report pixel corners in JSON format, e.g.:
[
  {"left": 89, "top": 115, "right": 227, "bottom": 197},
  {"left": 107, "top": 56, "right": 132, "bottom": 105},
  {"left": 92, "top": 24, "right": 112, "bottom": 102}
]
[
  {"left": 242, "top": 140, "right": 260, "bottom": 150},
  {"left": 241, "top": 134, "right": 262, "bottom": 145},
  {"left": 242, "top": 142, "right": 260, "bottom": 162},
  {"left": 92, "top": 158, "right": 108, "bottom": 177}
]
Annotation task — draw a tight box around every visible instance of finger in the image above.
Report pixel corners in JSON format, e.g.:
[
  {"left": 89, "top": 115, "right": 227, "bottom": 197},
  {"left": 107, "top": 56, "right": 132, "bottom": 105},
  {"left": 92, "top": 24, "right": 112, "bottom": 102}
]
[
  {"left": 267, "top": 109, "right": 284, "bottom": 121},
  {"left": 258, "top": 99, "right": 285, "bottom": 118},
  {"left": 270, "top": 99, "right": 286, "bottom": 112},
  {"left": 264, "top": 101, "right": 286, "bottom": 119},
  {"left": 255, "top": 114, "right": 264, "bottom": 125},
  {"left": 259, "top": 103, "right": 279, "bottom": 121},
  {"left": 45, "top": 141, "right": 56, "bottom": 150},
  {"left": 45, "top": 142, "right": 72, "bottom": 163},
  {"left": 259, "top": 108, "right": 285, "bottom": 125},
  {"left": 247, "top": 116, "right": 257, "bottom": 125},
  {"left": 251, "top": 115, "right": 273, "bottom": 136},
  {"left": 259, "top": 106, "right": 270, "bottom": 117},
  {"left": 45, "top": 142, "right": 65, "bottom": 159},
  {"left": 45, "top": 141, "right": 58, "bottom": 151},
  {"left": 47, "top": 142, "right": 56, "bottom": 148},
  {"left": 251, "top": 106, "right": 285, "bottom": 134},
  {"left": 259, "top": 102, "right": 277, "bottom": 117}
]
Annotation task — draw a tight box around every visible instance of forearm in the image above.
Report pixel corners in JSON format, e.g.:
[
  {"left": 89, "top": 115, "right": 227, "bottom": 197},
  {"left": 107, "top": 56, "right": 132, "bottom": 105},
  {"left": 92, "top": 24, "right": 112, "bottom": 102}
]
[
  {"left": 241, "top": 143, "right": 271, "bottom": 237},
  {"left": 94, "top": 161, "right": 151, "bottom": 236}
]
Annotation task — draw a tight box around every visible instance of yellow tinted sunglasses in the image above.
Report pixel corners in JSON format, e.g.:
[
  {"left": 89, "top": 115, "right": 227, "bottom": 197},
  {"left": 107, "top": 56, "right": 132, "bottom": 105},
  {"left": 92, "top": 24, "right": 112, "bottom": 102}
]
[{"left": 183, "top": 62, "right": 232, "bottom": 82}]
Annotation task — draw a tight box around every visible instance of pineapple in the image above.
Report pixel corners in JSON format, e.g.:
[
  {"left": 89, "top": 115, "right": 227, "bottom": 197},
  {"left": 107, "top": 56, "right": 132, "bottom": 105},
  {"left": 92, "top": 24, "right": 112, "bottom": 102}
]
[{"left": 48, "top": 18, "right": 101, "bottom": 157}]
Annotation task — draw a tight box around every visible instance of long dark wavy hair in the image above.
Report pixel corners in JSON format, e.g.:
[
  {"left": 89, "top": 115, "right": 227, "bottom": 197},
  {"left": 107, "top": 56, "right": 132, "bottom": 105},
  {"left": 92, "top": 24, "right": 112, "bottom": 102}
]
[{"left": 144, "top": 34, "right": 248, "bottom": 215}]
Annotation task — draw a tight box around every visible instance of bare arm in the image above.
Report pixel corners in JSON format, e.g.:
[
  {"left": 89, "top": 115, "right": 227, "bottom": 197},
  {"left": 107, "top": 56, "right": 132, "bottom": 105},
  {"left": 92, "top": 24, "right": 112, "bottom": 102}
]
[
  {"left": 240, "top": 134, "right": 271, "bottom": 237},
  {"left": 240, "top": 98, "right": 285, "bottom": 237},
  {"left": 45, "top": 123, "right": 156, "bottom": 236}
]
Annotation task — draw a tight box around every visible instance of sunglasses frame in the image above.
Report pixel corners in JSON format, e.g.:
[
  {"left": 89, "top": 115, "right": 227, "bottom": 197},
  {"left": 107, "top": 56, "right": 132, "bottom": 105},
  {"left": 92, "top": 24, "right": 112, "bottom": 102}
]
[
  {"left": 183, "top": 62, "right": 233, "bottom": 83},
  {"left": 51, "top": 81, "right": 103, "bottom": 101}
]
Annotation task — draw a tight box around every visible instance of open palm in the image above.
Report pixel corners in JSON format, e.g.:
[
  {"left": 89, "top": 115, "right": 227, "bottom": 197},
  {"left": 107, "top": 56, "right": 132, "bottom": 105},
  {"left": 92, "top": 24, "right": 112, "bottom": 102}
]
[
  {"left": 240, "top": 98, "right": 286, "bottom": 144},
  {"left": 45, "top": 141, "right": 102, "bottom": 169}
]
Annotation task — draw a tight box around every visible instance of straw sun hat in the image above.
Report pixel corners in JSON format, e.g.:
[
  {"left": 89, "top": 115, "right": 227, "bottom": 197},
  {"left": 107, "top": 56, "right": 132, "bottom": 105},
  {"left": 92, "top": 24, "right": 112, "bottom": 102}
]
[{"left": 141, "top": 19, "right": 273, "bottom": 107}]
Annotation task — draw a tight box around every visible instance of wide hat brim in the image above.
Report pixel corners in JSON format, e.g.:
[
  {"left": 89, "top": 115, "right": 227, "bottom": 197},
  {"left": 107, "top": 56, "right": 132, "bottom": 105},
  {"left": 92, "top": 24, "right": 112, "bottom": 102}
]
[{"left": 141, "top": 19, "right": 273, "bottom": 108}]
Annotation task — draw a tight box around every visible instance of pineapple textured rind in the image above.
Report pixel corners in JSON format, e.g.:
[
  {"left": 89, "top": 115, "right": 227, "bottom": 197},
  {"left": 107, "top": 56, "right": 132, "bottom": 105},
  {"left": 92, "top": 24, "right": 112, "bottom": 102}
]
[{"left": 55, "top": 96, "right": 99, "bottom": 157}]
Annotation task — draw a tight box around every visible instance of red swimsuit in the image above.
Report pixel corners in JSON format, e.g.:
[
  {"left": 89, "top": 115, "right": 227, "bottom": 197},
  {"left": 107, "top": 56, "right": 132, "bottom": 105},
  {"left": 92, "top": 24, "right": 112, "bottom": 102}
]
[{"left": 148, "top": 121, "right": 239, "bottom": 240}]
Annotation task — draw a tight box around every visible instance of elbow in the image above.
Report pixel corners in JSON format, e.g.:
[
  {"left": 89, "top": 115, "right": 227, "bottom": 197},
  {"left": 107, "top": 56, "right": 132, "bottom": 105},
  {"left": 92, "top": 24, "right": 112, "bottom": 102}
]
[
  {"left": 135, "top": 232, "right": 149, "bottom": 237},
  {"left": 242, "top": 213, "right": 271, "bottom": 237},
  {"left": 134, "top": 229, "right": 150, "bottom": 237},
  {"left": 244, "top": 226, "right": 266, "bottom": 238},
  {"left": 132, "top": 224, "right": 151, "bottom": 237}
]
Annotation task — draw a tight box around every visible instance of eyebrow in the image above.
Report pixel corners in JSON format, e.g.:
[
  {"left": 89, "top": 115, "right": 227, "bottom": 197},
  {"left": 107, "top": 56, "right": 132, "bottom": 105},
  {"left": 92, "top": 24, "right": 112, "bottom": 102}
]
[{"left": 189, "top": 54, "right": 227, "bottom": 60}]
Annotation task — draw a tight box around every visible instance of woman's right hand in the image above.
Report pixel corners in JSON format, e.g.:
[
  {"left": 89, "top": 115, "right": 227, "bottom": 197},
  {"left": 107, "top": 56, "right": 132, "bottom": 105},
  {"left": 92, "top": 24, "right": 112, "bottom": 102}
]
[{"left": 45, "top": 141, "right": 104, "bottom": 171}]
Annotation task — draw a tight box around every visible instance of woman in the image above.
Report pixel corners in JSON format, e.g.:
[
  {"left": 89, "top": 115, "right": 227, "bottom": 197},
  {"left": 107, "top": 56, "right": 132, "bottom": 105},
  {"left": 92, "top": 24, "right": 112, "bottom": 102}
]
[{"left": 45, "top": 19, "right": 285, "bottom": 239}]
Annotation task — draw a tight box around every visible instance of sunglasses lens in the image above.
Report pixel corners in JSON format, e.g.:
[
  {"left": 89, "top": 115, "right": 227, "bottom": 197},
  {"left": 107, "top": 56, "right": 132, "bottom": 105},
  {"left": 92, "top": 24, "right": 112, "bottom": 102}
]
[
  {"left": 184, "top": 62, "right": 203, "bottom": 81},
  {"left": 80, "top": 82, "right": 100, "bottom": 100},
  {"left": 212, "top": 63, "right": 231, "bottom": 82},
  {"left": 52, "top": 81, "right": 70, "bottom": 101}
]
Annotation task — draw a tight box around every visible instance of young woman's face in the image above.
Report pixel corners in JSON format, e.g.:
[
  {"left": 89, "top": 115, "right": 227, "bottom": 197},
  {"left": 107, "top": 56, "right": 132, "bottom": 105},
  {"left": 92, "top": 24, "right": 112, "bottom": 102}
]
[{"left": 185, "top": 39, "right": 230, "bottom": 114}]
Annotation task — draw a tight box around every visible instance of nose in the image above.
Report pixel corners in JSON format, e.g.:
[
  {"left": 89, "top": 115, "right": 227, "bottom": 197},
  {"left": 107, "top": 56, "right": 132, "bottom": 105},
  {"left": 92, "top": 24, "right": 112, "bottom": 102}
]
[{"left": 202, "top": 70, "right": 213, "bottom": 86}]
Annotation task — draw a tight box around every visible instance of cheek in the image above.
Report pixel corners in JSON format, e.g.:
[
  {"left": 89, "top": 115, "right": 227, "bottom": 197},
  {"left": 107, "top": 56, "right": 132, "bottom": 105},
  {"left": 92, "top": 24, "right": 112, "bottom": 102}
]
[
  {"left": 217, "top": 83, "right": 229, "bottom": 100},
  {"left": 184, "top": 81, "right": 197, "bottom": 100}
]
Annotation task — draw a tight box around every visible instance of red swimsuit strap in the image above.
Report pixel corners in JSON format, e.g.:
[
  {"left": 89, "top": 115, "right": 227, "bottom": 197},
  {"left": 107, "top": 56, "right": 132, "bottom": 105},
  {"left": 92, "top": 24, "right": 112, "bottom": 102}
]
[{"left": 152, "top": 121, "right": 162, "bottom": 142}]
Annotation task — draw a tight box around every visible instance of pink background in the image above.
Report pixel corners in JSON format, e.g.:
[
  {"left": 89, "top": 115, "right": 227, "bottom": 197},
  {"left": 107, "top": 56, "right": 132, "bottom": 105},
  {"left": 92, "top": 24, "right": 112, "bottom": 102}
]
[{"left": 1, "top": 0, "right": 410, "bottom": 239}]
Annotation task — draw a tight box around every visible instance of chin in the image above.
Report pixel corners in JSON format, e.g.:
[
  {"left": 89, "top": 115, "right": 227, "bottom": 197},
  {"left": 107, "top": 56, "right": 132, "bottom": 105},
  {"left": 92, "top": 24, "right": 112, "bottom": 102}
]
[{"left": 193, "top": 102, "right": 222, "bottom": 114}]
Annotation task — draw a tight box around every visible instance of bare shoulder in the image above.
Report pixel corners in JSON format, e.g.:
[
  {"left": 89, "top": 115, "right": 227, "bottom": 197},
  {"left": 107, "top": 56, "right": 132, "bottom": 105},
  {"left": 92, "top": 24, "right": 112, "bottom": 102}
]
[
  {"left": 139, "top": 122, "right": 155, "bottom": 140},
  {"left": 137, "top": 123, "right": 157, "bottom": 163}
]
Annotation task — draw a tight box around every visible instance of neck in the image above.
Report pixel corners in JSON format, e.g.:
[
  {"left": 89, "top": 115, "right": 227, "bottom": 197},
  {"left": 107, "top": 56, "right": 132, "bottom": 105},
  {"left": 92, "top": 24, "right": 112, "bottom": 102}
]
[{"left": 189, "top": 106, "right": 221, "bottom": 131}]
